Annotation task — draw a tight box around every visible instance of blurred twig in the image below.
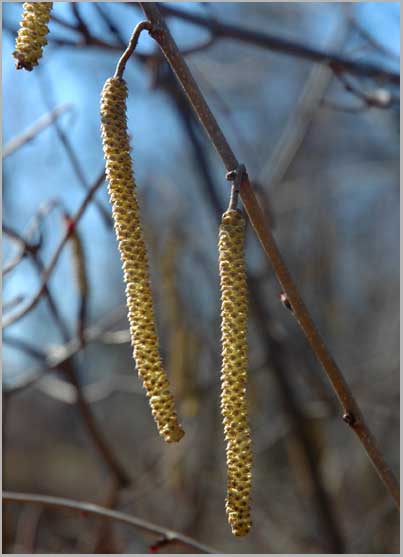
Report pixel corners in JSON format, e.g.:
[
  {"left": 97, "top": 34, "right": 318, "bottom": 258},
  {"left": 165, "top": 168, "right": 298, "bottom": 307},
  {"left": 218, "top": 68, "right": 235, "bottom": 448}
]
[
  {"left": 141, "top": 2, "right": 400, "bottom": 510},
  {"left": 36, "top": 71, "right": 112, "bottom": 226},
  {"left": 3, "top": 334, "right": 130, "bottom": 487},
  {"left": 347, "top": 11, "right": 400, "bottom": 61},
  {"left": 331, "top": 69, "right": 397, "bottom": 109},
  {"left": 3, "top": 224, "right": 70, "bottom": 341},
  {"left": 2, "top": 170, "right": 106, "bottom": 329},
  {"left": 12, "top": 504, "right": 43, "bottom": 554},
  {"left": 3, "top": 492, "right": 218, "bottom": 554},
  {"left": 258, "top": 20, "right": 351, "bottom": 189},
  {"left": 156, "top": 4, "right": 400, "bottom": 85},
  {"left": 3, "top": 104, "right": 72, "bottom": 159}
]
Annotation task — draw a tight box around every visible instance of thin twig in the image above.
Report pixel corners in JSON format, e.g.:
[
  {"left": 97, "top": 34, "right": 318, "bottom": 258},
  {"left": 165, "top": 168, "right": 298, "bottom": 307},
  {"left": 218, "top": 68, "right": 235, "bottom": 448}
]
[
  {"left": 3, "top": 335, "right": 130, "bottom": 487},
  {"left": 3, "top": 491, "right": 218, "bottom": 554},
  {"left": 3, "top": 295, "right": 25, "bottom": 313},
  {"left": 36, "top": 71, "right": 112, "bottom": 226},
  {"left": 258, "top": 19, "right": 351, "bottom": 189},
  {"left": 2, "top": 171, "right": 106, "bottom": 329},
  {"left": 333, "top": 70, "right": 397, "bottom": 109},
  {"left": 12, "top": 504, "right": 43, "bottom": 554},
  {"left": 3, "top": 104, "right": 72, "bottom": 159},
  {"left": 156, "top": 4, "right": 400, "bottom": 85},
  {"left": 114, "top": 20, "right": 152, "bottom": 79},
  {"left": 140, "top": 2, "right": 399, "bottom": 510}
]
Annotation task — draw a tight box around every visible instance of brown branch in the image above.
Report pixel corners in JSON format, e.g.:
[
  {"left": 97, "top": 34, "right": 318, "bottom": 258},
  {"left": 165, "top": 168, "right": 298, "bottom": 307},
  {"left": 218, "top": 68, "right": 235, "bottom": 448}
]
[
  {"left": 2, "top": 170, "right": 106, "bottom": 329},
  {"left": 3, "top": 491, "right": 218, "bottom": 554},
  {"left": 157, "top": 4, "right": 400, "bottom": 85},
  {"left": 3, "top": 200, "right": 60, "bottom": 277},
  {"left": 3, "top": 223, "right": 70, "bottom": 339},
  {"left": 140, "top": 2, "right": 400, "bottom": 510},
  {"left": 62, "top": 359, "right": 131, "bottom": 487},
  {"left": 2, "top": 225, "right": 35, "bottom": 276}
]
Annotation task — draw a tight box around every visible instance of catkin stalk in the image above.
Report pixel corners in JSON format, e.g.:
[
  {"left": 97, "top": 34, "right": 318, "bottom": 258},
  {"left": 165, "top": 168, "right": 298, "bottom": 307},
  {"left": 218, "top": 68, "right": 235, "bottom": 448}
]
[
  {"left": 13, "top": 2, "right": 53, "bottom": 71},
  {"left": 219, "top": 209, "right": 252, "bottom": 536},
  {"left": 100, "top": 76, "right": 184, "bottom": 443}
]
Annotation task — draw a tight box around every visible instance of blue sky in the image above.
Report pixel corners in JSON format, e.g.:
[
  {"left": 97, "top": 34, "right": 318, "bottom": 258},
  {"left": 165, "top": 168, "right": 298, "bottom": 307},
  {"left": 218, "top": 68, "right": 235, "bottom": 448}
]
[{"left": 2, "top": 2, "right": 400, "bottom": 383}]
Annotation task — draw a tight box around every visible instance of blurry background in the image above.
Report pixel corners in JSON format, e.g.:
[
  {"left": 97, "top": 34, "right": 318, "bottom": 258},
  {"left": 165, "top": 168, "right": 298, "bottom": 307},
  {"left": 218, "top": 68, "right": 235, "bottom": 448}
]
[{"left": 2, "top": 2, "right": 400, "bottom": 554}]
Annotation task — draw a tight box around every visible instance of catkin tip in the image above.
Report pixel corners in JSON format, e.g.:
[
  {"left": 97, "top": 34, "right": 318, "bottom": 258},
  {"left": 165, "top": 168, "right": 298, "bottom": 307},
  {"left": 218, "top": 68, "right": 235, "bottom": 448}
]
[{"left": 100, "top": 75, "right": 184, "bottom": 444}]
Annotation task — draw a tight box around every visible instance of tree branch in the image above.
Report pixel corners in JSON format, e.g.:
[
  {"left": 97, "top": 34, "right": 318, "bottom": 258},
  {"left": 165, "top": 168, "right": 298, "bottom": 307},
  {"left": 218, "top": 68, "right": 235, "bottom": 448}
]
[
  {"left": 157, "top": 4, "right": 400, "bottom": 86},
  {"left": 3, "top": 104, "right": 72, "bottom": 159},
  {"left": 3, "top": 491, "right": 217, "bottom": 554},
  {"left": 140, "top": 2, "right": 399, "bottom": 510},
  {"left": 2, "top": 170, "right": 106, "bottom": 329}
]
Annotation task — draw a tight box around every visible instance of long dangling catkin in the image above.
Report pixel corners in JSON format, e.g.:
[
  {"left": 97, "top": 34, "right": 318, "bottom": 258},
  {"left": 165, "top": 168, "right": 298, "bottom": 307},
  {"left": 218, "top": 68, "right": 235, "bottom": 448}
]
[
  {"left": 219, "top": 209, "right": 252, "bottom": 537},
  {"left": 13, "top": 2, "right": 53, "bottom": 71},
  {"left": 100, "top": 76, "right": 184, "bottom": 443}
]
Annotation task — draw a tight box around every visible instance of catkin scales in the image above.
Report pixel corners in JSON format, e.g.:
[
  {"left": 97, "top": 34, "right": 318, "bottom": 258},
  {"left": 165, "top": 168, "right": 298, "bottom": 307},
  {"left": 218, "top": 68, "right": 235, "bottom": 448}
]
[
  {"left": 100, "top": 77, "right": 184, "bottom": 443},
  {"left": 219, "top": 209, "right": 252, "bottom": 536},
  {"left": 13, "top": 2, "right": 53, "bottom": 70}
]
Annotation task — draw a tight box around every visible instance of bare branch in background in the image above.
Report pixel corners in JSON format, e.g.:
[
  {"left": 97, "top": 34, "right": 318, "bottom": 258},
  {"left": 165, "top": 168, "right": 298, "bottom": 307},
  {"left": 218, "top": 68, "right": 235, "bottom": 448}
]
[
  {"left": 2, "top": 170, "right": 105, "bottom": 328},
  {"left": 3, "top": 491, "right": 218, "bottom": 554},
  {"left": 258, "top": 19, "right": 351, "bottom": 189},
  {"left": 156, "top": 4, "right": 400, "bottom": 85},
  {"left": 3, "top": 104, "right": 72, "bottom": 159}
]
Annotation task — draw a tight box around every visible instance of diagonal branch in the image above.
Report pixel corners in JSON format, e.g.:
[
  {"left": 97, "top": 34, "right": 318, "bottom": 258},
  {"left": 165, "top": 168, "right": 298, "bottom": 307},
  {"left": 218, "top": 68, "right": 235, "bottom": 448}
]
[
  {"left": 3, "top": 491, "right": 218, "bottom": 554},
  {"left": 140, "top": 2, "right": 399, "bottom": 510},
  {"left": 3, "top": 104, "right": 72, "bottom": 159},
  {"left": 2, "top": 170, "right": 106, "bottom": 329}
]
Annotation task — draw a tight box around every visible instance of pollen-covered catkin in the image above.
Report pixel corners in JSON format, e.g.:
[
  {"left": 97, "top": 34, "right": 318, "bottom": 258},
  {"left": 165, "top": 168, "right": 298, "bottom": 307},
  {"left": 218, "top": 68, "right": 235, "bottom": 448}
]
[
  {"left": 219, "top": 209, "right": 252, "bottom": 537},
  {"left": 13, "top": 2, "right": 53, "bottom": 71},
  {"left": 100, "top": 76, "right": 184, "bottom": 443}
]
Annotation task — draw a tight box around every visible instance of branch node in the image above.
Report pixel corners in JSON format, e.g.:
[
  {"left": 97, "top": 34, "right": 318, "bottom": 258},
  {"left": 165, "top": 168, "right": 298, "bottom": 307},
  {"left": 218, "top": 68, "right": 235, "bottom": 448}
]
[
  {"left": 342, "top": 412, "right": 356, "bottom": 427},
  {"left": 226, "top": 164, "right": 247, "bottom": 211},
  {"left": 280, "top": 292, "right": 293, "bottom": 312},
  {"left": 149, "top": 24, "right": 164, "bottom": 42}
]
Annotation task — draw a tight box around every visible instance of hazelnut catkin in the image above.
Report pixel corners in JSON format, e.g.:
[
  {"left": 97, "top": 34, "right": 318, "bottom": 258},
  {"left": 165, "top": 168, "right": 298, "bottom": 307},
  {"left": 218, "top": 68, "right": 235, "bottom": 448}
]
[
  {"left": 100, "top": 76, "right": 184, "bottom": 443},
  {"left": 219, "top": 209, "right": 252, "bottom": 536},
  {"left": 13, "top": 2, "right": 53, "bottom": 71}
]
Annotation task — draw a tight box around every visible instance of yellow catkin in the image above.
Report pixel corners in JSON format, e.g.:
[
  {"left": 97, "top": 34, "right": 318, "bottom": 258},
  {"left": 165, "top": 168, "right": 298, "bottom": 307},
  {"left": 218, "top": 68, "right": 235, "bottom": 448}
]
[
  {"left": 100, "top": 76, "right": 184, "bottom": 443},
  {"left": 13, "top": 2, "right": 53, "bottom": 71},
  {"left": 219, "top": 209, "right": 252, "bottom": 537}
]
